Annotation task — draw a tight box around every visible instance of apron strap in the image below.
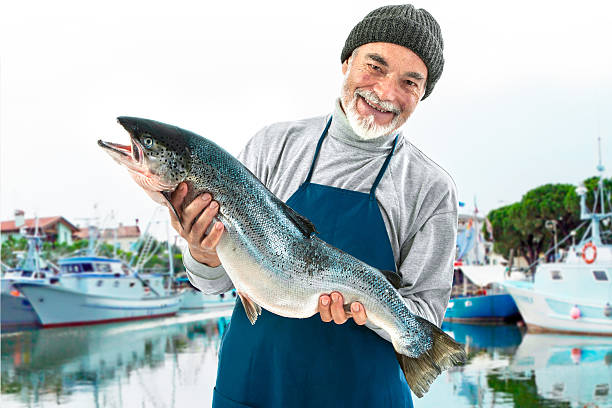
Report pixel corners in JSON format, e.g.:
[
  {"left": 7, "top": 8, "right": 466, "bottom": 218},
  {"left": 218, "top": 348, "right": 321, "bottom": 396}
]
[
  {"left": 369, "top": 135, "right": 399, "bottom": 199},
  {"left": 303, "top": 116, "right": 333, "bottom": 185}
]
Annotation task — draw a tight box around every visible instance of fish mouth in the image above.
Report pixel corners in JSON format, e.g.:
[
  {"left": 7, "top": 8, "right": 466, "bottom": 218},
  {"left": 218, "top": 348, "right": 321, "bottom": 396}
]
[
  {"left": 98, "top": 118, "right": 178, "bottom": 193},
  {"left": 98, "top": 139, "right": 144, "bottom": 167},
  {"left": 98, "top": 120, "right": 146, "bottom": 174}
]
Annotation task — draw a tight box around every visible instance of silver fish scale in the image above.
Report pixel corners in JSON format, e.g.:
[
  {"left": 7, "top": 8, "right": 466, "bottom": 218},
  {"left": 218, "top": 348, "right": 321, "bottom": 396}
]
[{"left": 180, "top": 131, "right": 433, "bottom": 357}]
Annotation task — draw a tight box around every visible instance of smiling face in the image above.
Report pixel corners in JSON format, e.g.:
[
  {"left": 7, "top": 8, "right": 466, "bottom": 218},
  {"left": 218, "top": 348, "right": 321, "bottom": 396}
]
[{"left": 341, "top": 42, "right": 428, "bottom": 140}]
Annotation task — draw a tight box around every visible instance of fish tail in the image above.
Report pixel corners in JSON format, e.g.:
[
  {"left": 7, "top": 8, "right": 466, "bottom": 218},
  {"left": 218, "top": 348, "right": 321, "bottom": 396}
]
[{"left": 395, "top": 315, "right": 466, "bottom": 398}]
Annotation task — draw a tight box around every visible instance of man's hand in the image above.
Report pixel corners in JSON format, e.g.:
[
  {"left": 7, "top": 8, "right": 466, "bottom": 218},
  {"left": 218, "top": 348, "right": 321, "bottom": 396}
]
[
  {"left": 168, "top": 182, "right": 225, "bottom": 267},
  {"left": 318, "top": 292, "right": 367, "bottom": 325}
]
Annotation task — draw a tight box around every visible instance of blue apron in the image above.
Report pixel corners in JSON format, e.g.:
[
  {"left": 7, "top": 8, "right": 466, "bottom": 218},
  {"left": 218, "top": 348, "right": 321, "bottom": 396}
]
[{"left": 213, "top": 117, "right": 413, "bottom": 408}]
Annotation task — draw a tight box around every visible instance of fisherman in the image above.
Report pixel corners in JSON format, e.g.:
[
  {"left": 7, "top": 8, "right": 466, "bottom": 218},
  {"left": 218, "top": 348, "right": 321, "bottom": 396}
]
[{"left": 169, "top": 4, "right": 456, "bottom": 407}]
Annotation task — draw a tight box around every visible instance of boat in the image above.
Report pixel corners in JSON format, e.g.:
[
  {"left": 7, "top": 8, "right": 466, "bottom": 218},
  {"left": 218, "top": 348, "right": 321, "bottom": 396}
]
[
  {"left": 445, "top": 209, "right": 521, "bottom": 323},
  {"left": 14, "top": 209, "right": 182, "bottom": 327},
  {"left": 1, "top": 226, "right": 55, "bottom": 327},
  {"left": 176, "top": 276, "right": 237, "bottom": 311},
  {"left": 502, "top": 140, "right": 612, "bottom": 335},
  {"left": 15, "top": 256, "right": 182, "bottom": 327}
]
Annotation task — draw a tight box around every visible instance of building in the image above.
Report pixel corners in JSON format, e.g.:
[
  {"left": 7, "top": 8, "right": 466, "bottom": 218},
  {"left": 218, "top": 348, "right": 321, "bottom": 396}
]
[
  {"left": 1, "top": 212, "right": 79, "bottom": 245},
  {"left": 74, "top": 223, "right": 141, "bottom": 252}
]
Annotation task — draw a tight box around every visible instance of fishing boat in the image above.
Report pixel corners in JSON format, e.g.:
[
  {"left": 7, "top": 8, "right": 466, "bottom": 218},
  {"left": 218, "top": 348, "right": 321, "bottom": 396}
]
[
  {"left": 14, "top": 209, "right": 182, "bottom": 327},
  {"left": 445, "top": 210, "right": 521, "bottom": 323},
  {"left": 176, "top": 276, "right": 237, "bottom": 311},
  {"left": 1, "top": 227, "right": 55, "bottom": 327},
  {"left": 14, "top": 256, "right": 182, "bottom": 327},
  {"left": 502, "top": 141, "right": 612, "bottom": 335}
]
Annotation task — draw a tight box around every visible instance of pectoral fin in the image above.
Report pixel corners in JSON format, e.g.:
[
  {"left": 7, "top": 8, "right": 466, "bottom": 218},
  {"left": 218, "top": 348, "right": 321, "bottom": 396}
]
[{"left": 238, "top": 291, "right": 262, "bottom": 325}]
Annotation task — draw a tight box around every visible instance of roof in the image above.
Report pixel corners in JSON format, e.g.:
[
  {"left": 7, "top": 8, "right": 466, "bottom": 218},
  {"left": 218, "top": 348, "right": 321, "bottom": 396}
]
[
  {"left": 74, "top": 225, "right": 141, "bottom": 240},
  {"left": 1, "top": 216, "right": 79, "bottom": 233}
]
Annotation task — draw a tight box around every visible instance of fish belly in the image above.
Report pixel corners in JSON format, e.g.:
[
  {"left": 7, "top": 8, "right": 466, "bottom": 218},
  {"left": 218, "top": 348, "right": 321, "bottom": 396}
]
[
  {"left": 216, "top": 234, "right": 321, "bottom": 319},
  {"left": 216, "top": 231, "right": 401, "bottom": 339}
]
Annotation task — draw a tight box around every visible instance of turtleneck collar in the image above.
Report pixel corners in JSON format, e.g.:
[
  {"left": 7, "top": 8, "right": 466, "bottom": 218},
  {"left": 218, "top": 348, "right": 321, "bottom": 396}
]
[{"left": 327, "top": 99, "right": 402, "bottom": 152}]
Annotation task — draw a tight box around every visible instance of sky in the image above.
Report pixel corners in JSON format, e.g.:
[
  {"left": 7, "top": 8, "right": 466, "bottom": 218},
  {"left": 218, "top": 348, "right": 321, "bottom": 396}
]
[{"left": 1, "top": 0, "right": 611, "bottom": 233}]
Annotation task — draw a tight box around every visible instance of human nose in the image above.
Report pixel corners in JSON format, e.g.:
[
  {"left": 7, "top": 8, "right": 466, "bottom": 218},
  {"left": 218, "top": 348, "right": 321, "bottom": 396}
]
[{"left": 373, "top": 73, "right": 399, "bottom": 101}]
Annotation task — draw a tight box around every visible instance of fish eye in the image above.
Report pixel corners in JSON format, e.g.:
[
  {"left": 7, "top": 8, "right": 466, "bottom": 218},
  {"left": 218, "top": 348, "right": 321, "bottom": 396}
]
[{"left": 142, "top": 135, "right": 153, "bottom": 148}]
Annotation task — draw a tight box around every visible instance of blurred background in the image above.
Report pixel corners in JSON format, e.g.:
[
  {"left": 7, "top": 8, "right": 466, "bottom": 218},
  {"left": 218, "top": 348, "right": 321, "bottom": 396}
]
[{"left": 1, "top": 1, "right": 611, "bottom": 407}]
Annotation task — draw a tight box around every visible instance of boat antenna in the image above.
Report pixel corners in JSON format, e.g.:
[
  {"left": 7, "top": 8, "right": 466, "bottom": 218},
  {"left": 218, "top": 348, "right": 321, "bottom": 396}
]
[{"left": 597, "top": 136, "right": 605, "bottom": 214}]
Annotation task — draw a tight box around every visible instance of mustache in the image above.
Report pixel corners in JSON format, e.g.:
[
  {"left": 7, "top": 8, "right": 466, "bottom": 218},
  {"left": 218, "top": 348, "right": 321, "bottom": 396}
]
[{"left": 354, "top": 89, "right": 401, "bottom": 115}]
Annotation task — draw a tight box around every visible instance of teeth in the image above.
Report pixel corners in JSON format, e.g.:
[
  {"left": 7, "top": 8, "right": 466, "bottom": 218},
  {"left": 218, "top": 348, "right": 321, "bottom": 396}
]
[{"left": 364, "top": 97, "right": 390, "bottom": 113}]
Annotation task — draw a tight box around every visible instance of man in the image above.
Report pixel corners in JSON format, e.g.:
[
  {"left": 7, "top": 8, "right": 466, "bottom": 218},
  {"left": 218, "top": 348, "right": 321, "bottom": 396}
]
[{"left": 169, "top": 4, "right": 456, "bottom": 407}]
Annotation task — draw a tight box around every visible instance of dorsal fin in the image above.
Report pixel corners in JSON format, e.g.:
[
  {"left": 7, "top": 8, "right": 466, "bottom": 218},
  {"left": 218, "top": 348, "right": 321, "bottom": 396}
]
[
  {"left": 282, "top": 204, "right": 318, "bottom": 237},
  {"left": 381, "top": 269, "right": 402, "bottom": 289}
]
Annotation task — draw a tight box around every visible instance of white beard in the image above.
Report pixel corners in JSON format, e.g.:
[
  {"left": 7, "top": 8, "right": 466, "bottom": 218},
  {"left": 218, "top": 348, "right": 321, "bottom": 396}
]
[{"left": 341, "top": 75, "right": 403, "bottom": 141}]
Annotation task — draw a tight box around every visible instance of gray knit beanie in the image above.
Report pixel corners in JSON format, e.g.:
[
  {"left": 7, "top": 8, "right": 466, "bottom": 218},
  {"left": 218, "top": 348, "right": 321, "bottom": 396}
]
[{"left": 341, "top": 4, "right": 444, "bottom": 100}]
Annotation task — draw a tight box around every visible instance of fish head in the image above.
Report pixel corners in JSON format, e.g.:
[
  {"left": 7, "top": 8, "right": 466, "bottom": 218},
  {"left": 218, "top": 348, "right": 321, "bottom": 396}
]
[{"left": 98, "top": 117, "right": 190, "bottom": 194}]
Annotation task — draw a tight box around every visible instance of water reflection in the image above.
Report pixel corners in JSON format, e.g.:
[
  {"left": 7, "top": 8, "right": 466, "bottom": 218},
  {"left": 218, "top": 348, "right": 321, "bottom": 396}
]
[
  {"left": 2, "top": 317, "right": 611, "bottom": 407},
  {"left": 2, "top": 312, "right": 230, "bottom": 407},
  {"left": 507, "top": 333, "right": 612, "bottom": 407},
  {"left": 421, "top": 322, "right": 612, "bottom": 408}
]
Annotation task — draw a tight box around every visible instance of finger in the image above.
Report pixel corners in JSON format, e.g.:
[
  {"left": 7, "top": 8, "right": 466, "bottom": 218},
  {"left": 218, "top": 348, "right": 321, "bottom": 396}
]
[
  {"left": 330, "top": 292, "right": 348, "bottom": 324},
  {"left": 201, "top": 220, "right": 225, "bottom": 251},
  {"left": 192, "top": 201, "right": 219, "bottom": 245},
  {"left": 168, "top": 184, "right": 188, "bottom": 231},
  {"left": 170, "top": 182, "right": 188, "bottom": 212},
  {"left": 351, "top": 302, "right": 367, "bottom": 325},
  {"left": 182, "top": 193, "right": 211, "bottom": 235},
  {"left": 318, "top": 295, "right": 332, "bottom": 322}
]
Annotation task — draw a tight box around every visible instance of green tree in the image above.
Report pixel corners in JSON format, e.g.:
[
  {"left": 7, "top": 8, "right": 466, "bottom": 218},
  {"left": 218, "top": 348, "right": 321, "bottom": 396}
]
[{"left": 486, "top": 177, "right": 611, "bottom": 268}]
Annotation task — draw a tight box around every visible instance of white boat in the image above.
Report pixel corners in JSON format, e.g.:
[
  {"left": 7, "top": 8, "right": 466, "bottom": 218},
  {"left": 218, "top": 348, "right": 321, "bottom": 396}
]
[
  {"left": 503, "top": 146, "right": 612, "bottom": 335},
  {"left": 1, "top": 270, "right": 50, "bottom": 327},
  {"left": 1, "top": 231, "right": 55, "bottom": 327},
  {"left": 15, "top": 256, "right": 182, "bottom": 327},
  {"left": 175, "top": 275, "right": 237, "bottom": 311}
]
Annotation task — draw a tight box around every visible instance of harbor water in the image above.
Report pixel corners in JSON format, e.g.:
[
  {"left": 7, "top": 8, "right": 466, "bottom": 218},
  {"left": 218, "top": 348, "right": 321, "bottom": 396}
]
[{"left": 2, "top": 314, "right": 612, "bottom": 408}]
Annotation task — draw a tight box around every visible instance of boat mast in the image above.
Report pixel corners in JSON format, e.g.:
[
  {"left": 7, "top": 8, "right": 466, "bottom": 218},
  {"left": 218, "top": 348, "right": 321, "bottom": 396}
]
[{"left": 576, "top": 136, "right": 611, "bottom": 246}]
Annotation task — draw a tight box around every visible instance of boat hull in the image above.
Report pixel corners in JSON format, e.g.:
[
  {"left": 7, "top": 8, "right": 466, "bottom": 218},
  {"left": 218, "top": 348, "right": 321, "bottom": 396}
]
[
  {"left": 503, "top": 280, "right": 612, "bottom": 335},
  {"left": 1, "top": 292, "right": 40, "bottom": 326},
  {"left": 444, "top": 293, "right": 520, "bottom": 322},
  {"left": 15, "top": 282, "right": 182, "bottom": 327},
  {"left": 179, "top": 289, "right": 236, "bottom": 311}
]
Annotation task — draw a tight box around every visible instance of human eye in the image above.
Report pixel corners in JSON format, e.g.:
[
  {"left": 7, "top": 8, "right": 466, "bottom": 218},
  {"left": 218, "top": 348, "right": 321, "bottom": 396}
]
[
  {"left": 404, "top": 79, "right": 416, "bottom": 87},
  {"left": 368, "top": 63, "right": 383, "bottom": 73}
]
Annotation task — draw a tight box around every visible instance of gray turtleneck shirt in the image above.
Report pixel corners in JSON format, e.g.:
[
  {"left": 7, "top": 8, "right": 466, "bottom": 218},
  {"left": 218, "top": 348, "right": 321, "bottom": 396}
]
[{"left": 183, "top": 100, "right": 458, "bottom": 340}]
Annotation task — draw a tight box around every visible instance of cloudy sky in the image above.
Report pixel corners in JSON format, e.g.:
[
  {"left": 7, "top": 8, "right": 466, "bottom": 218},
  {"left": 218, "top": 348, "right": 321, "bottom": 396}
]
[{"left": 1, "top": 0, "right": 611, "bottom": 233}]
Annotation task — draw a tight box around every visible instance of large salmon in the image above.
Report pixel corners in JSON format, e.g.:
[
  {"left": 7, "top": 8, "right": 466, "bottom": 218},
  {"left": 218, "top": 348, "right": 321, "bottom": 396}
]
[{"left": 98, "top": 117, "right": 465, "bottom": 397}]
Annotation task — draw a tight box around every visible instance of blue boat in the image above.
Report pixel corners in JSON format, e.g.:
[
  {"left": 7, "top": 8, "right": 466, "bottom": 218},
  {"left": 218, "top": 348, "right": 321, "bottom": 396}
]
[
  {"left": 445, "top": 208, "right": 521, "bottom": 323},
  {"left": 446, "top": 289, "right": 520, "bottom": 323}
]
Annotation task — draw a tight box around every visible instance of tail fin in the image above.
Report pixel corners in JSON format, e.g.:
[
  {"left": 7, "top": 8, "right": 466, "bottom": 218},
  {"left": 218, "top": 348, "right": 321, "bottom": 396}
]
[{"left": 395, "top": 316, "right": 466, "bottom": 398}]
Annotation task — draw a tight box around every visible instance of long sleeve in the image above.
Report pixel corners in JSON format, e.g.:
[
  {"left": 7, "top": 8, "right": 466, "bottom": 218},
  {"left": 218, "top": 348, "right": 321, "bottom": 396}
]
[
  {"left": 366, "top": 210, "right": 457, "bottom": 341},
  {"left": 183, "top": 247, "right": 234, "bottom": 295}
]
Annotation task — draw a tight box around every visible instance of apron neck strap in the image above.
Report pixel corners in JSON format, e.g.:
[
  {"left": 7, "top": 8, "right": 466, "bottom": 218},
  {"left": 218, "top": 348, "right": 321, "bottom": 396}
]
[
  {"left": 369, "top": 135, "right": 399, "bottom": 199},
  {"left": 304, "top": 116, "right": 333, "bottom": 185},
  {"left": 303, "top": 116, "right": 399, "bottom": 197}
]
